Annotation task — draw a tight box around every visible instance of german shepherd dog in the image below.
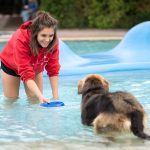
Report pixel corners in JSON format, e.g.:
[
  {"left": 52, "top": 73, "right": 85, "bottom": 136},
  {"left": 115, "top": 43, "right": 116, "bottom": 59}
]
[{"left": 78, "top": 74, "right": 150, "bottom": 139}]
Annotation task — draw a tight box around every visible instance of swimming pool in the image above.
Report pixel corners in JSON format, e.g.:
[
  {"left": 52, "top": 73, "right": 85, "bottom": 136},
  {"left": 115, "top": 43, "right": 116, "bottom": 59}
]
[{"left": 0, "top": 41, "right": 150, "bottom": 149}]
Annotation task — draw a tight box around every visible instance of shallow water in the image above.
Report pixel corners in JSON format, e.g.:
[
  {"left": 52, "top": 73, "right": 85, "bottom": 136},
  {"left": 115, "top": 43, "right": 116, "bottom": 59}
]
[
  {"left": 0, "top": 41, "right": 150, "bottom": 149},
  {"left": 0, "top": 71, "right": 150, "bottom": 149}
]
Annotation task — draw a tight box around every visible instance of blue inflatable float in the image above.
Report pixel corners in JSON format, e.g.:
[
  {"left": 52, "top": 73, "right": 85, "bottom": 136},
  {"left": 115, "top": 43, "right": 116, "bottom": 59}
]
[
  {"left": 110, "top": 21, "right": 150, "bottom": 63},
  {"left": 44, "top": 21, "right": 150, "bottom": 76}
]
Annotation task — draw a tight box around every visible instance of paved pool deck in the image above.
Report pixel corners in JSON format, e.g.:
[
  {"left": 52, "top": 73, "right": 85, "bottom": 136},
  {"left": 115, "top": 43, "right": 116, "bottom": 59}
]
[
  {"left": 0, "top": 15, "right": 128, "bottom": 42},
  {"left": 0, "top": 28, "right": 127, "bottom": 42}
]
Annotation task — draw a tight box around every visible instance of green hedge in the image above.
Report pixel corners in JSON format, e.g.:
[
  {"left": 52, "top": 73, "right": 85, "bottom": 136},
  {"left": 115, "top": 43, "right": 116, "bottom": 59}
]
[{"left": 40, "top": 0, "right": 150, "bottom": 28}]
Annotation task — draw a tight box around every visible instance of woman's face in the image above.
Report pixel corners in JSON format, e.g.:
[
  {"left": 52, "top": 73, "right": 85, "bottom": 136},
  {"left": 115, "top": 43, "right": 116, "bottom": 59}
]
[{"left": 37, "top": 27, "right": 55, "bottom": 48}]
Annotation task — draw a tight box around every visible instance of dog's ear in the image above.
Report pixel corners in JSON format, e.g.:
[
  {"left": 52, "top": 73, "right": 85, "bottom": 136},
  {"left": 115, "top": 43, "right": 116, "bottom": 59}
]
[
  {"left": 102, "top": 79, "right": 109, "bottom": 92},
  {"left": 78, "top": 80, "right": 84, "bottom": 94}
]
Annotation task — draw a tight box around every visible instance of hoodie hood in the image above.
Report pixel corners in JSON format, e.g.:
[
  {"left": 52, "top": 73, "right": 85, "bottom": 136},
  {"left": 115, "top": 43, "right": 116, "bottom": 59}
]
[
  {"left": 18, "top": 21, "right": 32, "bottom": 42},
  {"left": 19, "top": 21, "right": 32, "bottom": 29}
]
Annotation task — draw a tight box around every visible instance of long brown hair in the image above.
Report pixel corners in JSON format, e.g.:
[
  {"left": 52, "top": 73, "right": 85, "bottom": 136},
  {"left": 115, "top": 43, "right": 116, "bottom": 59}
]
[{"left": 29, "top": 11, "right": 58, "bottom": 56}]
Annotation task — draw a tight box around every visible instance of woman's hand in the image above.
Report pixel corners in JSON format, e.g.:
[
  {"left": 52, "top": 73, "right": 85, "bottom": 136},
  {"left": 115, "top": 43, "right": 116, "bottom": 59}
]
[{"left": 39, "top": 96, "right": 50, "bottom": 103}]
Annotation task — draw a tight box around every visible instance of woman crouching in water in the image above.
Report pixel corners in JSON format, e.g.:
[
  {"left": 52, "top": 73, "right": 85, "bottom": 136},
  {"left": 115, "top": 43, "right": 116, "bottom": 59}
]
[{"left": 0, "top": 11, "right": 60, "bottom": 103}]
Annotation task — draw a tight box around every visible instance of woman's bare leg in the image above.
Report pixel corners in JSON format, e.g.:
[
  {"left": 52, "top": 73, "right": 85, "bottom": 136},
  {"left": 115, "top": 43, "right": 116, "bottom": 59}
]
[{"left": 1, "top": 70, "right": 20, "bottom": 99}]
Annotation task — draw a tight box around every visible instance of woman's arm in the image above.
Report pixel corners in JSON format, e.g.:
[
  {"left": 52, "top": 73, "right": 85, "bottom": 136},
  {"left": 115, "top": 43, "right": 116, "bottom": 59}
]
[
  {"left": 25, "top": 79, "right": 49, "bottom": 103},
  {"left": 49, "top": 76, "right": 59, "bottom": 100}
]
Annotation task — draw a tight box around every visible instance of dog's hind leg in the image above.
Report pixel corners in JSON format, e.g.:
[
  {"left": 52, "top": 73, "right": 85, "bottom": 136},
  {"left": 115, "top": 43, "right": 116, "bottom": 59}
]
[
  {"left": 130, "top": 110, "right": 150, "bottom": 140},
  {"left": 93, "top": 113, "right": 131, "bottom": 133}
]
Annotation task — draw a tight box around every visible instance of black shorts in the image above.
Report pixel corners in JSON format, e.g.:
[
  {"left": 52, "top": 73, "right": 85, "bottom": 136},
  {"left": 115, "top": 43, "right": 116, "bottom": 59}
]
[{"left": 1, "top": 61, "right": 20, "bottom": 77}]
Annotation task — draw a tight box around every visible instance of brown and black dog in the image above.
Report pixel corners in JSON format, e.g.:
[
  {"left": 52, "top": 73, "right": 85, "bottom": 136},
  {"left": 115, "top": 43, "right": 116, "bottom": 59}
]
[{"left": 78, "top": 74, "right": 150, "bottom": 139}]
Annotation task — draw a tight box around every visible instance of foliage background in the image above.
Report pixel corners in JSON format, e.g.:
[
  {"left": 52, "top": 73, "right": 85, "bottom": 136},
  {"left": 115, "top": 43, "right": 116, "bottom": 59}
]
[{"left": 40, "top": 0, "right": 150, "bottom": 29}]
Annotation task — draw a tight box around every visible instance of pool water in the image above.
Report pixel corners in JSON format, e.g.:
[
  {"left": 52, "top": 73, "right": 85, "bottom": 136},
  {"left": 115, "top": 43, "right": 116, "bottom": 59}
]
[
  {"left": 0, "top": 41, "right": 150, "bottom": 149},
  {"left": 65, "top": 40, "right": 119, "bottom": 55}
]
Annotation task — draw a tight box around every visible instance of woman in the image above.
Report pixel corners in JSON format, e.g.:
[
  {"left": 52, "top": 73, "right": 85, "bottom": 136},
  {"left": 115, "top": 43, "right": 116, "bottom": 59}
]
[{"left": 0, "top": 11, "right": 60, "bottom": 103}]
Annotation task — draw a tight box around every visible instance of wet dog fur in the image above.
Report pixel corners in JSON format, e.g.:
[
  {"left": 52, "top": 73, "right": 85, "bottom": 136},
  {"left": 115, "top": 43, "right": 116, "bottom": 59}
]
[{"left": 78, "top": 74, "right": 150, "bottom": 139}]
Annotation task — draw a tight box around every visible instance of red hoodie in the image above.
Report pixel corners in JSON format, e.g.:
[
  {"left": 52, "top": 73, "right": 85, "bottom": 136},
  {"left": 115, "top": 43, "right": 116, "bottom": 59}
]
[{"left": 0, "top": 21, "right": 60, "bottom": 82}]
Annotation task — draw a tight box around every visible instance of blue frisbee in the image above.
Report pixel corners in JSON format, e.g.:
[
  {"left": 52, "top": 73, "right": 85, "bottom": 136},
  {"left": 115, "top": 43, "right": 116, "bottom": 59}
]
[{"left": 40, "top": 101, "right": 65, "bottom": 107}]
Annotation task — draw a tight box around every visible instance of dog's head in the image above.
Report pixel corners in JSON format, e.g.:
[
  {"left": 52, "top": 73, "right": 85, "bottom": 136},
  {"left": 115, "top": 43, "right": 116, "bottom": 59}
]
[{"left": 78, "top": 74, "right": 109, "bottom": 94}]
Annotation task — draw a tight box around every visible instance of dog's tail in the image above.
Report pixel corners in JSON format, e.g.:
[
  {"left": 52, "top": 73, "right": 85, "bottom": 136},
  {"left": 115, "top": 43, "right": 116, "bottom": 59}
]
[{"left": 129, "top": 110, "right": 150, "bottom": 140}]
